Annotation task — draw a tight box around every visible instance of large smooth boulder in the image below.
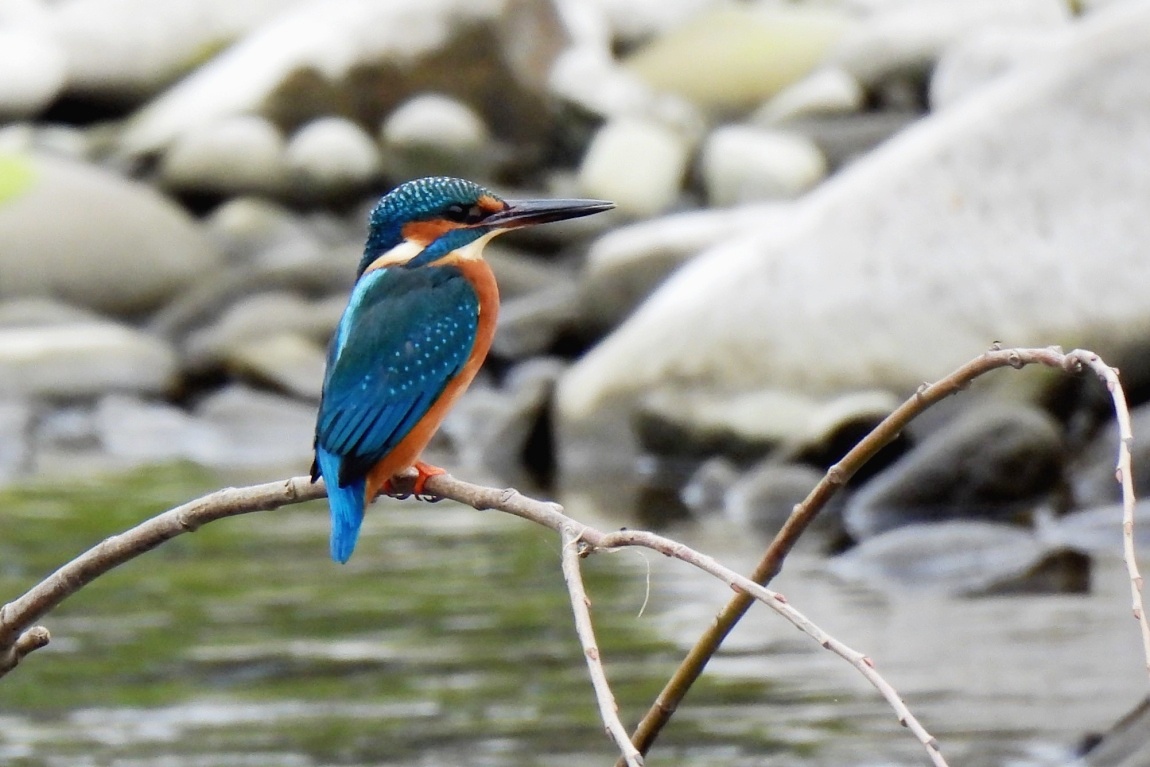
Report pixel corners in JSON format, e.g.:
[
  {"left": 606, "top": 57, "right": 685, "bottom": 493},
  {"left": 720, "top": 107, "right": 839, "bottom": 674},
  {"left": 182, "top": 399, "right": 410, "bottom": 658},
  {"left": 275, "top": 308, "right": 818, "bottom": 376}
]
[
  {"left": 0, "top": 152, "right": 221, "bottom": 315},
  {"left": 557, "top": 4, "right": 1150, "bottom": 472}
]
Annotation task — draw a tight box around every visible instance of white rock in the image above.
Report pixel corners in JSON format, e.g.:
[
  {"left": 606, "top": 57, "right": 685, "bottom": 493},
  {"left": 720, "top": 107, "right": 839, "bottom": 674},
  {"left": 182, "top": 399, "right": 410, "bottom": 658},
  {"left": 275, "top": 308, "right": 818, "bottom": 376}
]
[
  {"left": 0, "top": 29, "right": 66, "bottom": 118},
  {"left": 160, "top": 114, "right": 288, "bottom": 195},
  {"left": 286, "top": 116, "right": 381, "bottom": 195},
  {"left": 226, "top": 332, "right": 327, "bottom": 400},
  {"left": 47, "top": 0, "right": 305, "bottom": 101},
  {"left": 577, "top": 117, "right": 691, "bottom": 217},
  {"left": 930, "top": 25, "right": 1071, "bottom": 110},
  {"left": 556, "top": 2, "right": 1150, "bottom": 460},
  {"left": 0, "top": 321, "right": 177, "bottom": 397},
  {"left": 382, "top": 93, "right": 489, "bottom": 151},
  {"left": 830, "top": 0, "right": 1070, "bottom": 86},
  {"left": 96, "top": 394, "right": 225, "bottom": 463},
  {"left": 700, "top": 125, "right": 827, "bottom": 205},
  {"left": 119, "top": 0, "right": 510, "bottom": 156},
  {"left": 752, "top": 66, "right": 866, "bottom": 124},
  {"left": 194, "top": 384, "right": 316, "bottom": 469},
  {"left": 0, "top": 153, "right": 222, "bottom": 314}
]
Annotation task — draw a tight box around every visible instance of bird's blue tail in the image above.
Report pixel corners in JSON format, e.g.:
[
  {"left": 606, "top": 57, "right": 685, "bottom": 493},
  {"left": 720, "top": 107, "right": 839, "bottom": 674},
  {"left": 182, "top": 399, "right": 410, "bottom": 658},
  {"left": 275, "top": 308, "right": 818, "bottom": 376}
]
[{"left": 315, "top": 448, "right": 366, "bottom": 563}]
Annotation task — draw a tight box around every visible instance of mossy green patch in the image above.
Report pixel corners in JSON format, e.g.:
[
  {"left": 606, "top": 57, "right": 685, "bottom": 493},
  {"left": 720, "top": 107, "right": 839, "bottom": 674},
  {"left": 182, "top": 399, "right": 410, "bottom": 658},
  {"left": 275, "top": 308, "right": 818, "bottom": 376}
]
[{"left": 0, "top": 152, "right": 37, "bottom": 205}]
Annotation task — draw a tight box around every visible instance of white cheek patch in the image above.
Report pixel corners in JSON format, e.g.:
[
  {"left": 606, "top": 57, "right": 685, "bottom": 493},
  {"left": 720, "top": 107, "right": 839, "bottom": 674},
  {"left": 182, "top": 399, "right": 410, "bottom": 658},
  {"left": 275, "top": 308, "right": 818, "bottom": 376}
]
[{"left": 364, "top": 240, "right": 424, "bottom": 273}]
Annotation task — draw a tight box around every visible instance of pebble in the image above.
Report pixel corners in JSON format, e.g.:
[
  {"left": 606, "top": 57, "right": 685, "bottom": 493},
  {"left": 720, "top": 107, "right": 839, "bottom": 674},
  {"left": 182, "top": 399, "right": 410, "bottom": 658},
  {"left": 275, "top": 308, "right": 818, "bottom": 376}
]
[
  {"left": 700, "top": 125, "right": 827, "bottom": 205},
  {"left": 0, "top": 399, "right": 35, "bottom": 483},
  {"left": 286, "top": 117, "right": 381, "bottom": 199},
  {"left": 193, "top": 384, "right": 316, "bottom": 469},
  {"left": 624, "top": 5, "right": 853, "bottom": 111},
  {"left": 829, "top": 520, "right": 1090, "bottom": 595},
  {"left": 0, "top": 153, "right": 222, "bottom": 315},
  {"left": 752, "top": 67, "right": 866, "bottom": 124},
  {"left": 724, "top": 461, "right": 836, "bottom": 539},
  {"left": 159, "top": 115, "right": 289, "bottom": 196},
  {"left": 577, "top": 117, "right": 691, "bottom": 217},
  {"left": 95, "top": 394, "right": 225, "bottom": 465},
  {"left": 0, "top": 317, "right": 178, "bottom": 398},
  {"left": 224, "top": 332, "right": 327, "bottom": 401},
  {"left": 492, "top": 283, "right": 579, "bottom": 359},
  {"left": 0, "top": 29, "right": 66, "bottom": 118},
  {"left": 842, "top": 404, "right": 1064, "bottom": 540},
  {"left": 382, "top": 92, "right": 490, "bottom": 150}
]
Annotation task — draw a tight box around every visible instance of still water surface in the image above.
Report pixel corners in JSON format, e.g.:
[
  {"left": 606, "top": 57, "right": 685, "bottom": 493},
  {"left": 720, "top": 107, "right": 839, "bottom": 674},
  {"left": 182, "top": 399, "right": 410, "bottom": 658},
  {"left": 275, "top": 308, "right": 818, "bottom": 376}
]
[{"left": 0, "top": 466, "right": 1144, "bottom": 766}]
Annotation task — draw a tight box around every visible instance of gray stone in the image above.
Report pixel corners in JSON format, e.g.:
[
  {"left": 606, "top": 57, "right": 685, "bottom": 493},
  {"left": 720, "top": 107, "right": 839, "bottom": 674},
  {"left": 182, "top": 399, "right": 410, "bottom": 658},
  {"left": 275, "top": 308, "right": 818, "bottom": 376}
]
[
  {"left": 680, "top": 456, "right": 741, "bottom": 516},
  {"left": 224, "top": 332, "right": 327, "bottom": 401},
  {"left": 95, "top": 394, "right": 225, "bottom": 464},
  {"left": 752, "top": 67, "right": 866, "bottom": 124},
  {"left": 577, "top": 117, "right": 692, "bottom": 217},
  {"left": 777, "top": 111, "right": 920, "bottom": 168},
  {"left": 1082, "top": 696, "right": 1150, "bottom": 767},
  {"left": 0, "top": 309, "right": 178, "bottom": 398},
  {"left": 159, "top": 115, "right": 288, "bottom": 196},
  {"left": 0, "top": 28, "right": 66, "bottom": 118},
  {"left": 203, "top": 196, "right": 319, "bottom": 263},
  {"left": 1041, "top": 502, "right": 1150, "bottom": 555},
  {"left": 492, "top": 283, "right": 578, "bottom": 359},
  {"left": 381, "top": 93, "right": 494, "bottom": 179},
  {"left": 724, "top": 462, "right": 834, "bottom": 539},
  {"left": 842, "top": 404, "right": 1064, "bottom": 540},
  {"left": 930, "top": 25, "right": 1070, "bottom": 110},
  {"left": 286, "top": 117, "right": 381, "bottom": 199},
  {"left": 829, "top": 520, "right": 1090, "bottom": 595},
  {"left": 1072, "top": 403, "right": 1150, "bottom": 507},
  {"left": 0, "top": 153, "right": 222, "bottom": 315},
  {"left": 557, "top": 4, "right": 1150, "bottom": 463},
  {"left": 193, "top": 384, "right": 316, "bottom": 469},
  {"left": 700, "top": 125, "right": 827, "bottom": 205}
]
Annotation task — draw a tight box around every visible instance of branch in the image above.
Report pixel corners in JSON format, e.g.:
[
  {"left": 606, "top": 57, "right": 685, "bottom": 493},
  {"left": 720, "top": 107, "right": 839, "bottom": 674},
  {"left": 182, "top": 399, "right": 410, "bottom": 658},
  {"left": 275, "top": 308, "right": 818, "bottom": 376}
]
[
  {"left": 0, "top": 472, "right": 948, "bottom": 764},
  {"left": 561, "top": 526, "right": 645, "bottom": 767},
  {"left": 621, "top": 345, "right": 1150, "bottom": 761}
]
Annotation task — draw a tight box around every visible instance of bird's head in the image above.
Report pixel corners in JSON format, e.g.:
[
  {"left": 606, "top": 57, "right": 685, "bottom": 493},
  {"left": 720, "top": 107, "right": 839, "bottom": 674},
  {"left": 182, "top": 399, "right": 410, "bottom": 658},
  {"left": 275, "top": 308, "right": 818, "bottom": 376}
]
[{"left": 358, "top": 176, "right": 613, "bottom": 276}]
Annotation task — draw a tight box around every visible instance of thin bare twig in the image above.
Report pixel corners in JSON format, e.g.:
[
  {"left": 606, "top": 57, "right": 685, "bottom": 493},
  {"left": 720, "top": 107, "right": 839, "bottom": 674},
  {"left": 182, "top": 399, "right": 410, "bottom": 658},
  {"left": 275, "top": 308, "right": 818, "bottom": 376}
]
[
  {"left": 621, "top": 345, "right": 1150, "bottom": 761},
  {"left": 560, "top": 526, "right": 645, "bottom": 767},
  {"left": 1073, "top": 351, "right": 1150, "bottom": 674}
]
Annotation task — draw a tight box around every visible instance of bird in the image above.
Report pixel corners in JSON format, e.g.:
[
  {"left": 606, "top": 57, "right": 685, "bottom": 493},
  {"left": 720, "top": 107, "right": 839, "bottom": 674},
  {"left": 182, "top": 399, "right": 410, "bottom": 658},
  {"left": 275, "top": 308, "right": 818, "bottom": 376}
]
[{"left": 312, "top": 176, "right": 613, "bottom": 563}]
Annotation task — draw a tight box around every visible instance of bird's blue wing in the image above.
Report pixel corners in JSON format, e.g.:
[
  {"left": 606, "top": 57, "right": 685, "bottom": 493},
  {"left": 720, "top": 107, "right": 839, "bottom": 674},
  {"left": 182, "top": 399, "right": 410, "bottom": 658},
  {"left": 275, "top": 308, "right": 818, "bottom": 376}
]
[{"left": 314, "top": 265, "right": 480, "bottom": 486}]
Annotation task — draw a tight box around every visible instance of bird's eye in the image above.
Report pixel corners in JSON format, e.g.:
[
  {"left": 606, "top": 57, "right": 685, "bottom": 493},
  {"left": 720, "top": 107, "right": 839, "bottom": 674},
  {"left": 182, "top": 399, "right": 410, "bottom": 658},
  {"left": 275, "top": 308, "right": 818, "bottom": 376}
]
[{"left": 444, "top": 203, "right": 487, "bottom": 225}]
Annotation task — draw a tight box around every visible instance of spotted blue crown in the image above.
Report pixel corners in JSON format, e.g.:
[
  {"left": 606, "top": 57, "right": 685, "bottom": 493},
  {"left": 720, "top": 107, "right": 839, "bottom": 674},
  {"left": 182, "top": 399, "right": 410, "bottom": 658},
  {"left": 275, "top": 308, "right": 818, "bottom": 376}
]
[{"left": 359, "top": 177, "right": 501, "bottom": 276}]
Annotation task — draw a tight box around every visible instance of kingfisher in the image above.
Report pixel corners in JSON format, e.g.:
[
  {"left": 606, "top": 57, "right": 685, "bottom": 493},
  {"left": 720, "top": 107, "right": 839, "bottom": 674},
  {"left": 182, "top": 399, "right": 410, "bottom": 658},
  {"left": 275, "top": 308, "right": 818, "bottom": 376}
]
[{"left": 312, "top": 176, "right": 613, "bottom": 562}]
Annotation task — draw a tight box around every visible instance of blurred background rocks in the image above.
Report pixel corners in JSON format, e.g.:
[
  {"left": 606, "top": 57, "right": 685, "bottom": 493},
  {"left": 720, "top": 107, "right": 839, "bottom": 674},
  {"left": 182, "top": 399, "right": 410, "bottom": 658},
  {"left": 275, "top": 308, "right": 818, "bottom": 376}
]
[{"left": 1, "top": 0, "right": 1148, "bottom": 599}]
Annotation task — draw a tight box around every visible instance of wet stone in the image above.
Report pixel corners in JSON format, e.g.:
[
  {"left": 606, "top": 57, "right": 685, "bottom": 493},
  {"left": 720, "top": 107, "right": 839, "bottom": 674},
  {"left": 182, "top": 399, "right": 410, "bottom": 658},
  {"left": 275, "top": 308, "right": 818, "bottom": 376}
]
[
  {"left": 0, "top": 398, "right": 35, "bottom": 483},
  {"left": 842, "top": 404, "right": 1065, "bottom": 541}
]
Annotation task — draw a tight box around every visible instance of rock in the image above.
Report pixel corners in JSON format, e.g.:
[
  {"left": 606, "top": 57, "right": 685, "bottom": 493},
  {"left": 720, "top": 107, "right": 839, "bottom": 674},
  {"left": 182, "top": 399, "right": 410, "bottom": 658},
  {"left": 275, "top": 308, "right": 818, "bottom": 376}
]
[
  {"left": 0, "top": 399, "right": 35, "bottom": 483},
  {"left": 225, "top": 332, "right": 327, "bottom": 401},
  {"left": 589, "top": 0, "right": 726, "bottom": 43},
  {"left": 0, "top": 152, "right": 222, "bottom": 315},
  {"left": 751, "top": 67, "right": 866, "bottom": 124},
  {"left": 193, "top": 384, "right": 316, "bottom": 469},
  {"left": 0, "top": 28, "right": 66, "bottom": 118},
  {"left": 578, "top": 203, "right": 789, "bottom": 333},
  {"left": 439, "top": 357, "right": 564, "bottom": 482},
  {"left": 930, "top": 25, "right": 1070, "bottom": 110},
  {"left": 95, "top": 394, "right": 224, "bottom": 464},
  {"left": 159, "top": 115, "right": 288, "bottom": 196},
  {"left": 48, "top": 0, "right": 304, "bottom": 102},
  {"left": 700, "top": 125, "right": 827, "bottom": 205},
  {"left": 1082, "top": 696, "right": 1150, "bottom": 767},
  {"left": 680, "top": 456, "right": 741, "bottom": 516},
  {"left": 285, "top": 116, "right": 381, "bottom": 199},
  {"left": 182, "top": 291, "right": 340, "bottom": 372},
  {"left": 634, "top": 387, "right": 898, "bottom": 461},
  {"left": 724, "top": 461, "right": 837, "bottom": 539},
  {"left": 380, "top": 92, "right": 496, "bottom": 179},
  {"left": 829, "top": 0, "right": 1070, "bottom": 87},
  {"left": 492, "top": 283, "right": 579, "bottom": 359},
  {"left": 829, "top": 521, "right": 1090, "bottom": 595},
  {"left": 556, "top": 4, "right": 1150, "bottom": 462},
  {"left": 623, "top": 5, "right": 853, "bottom": 111},
  {"left": 203, "top": 196, "right": 320, "bottom": 263},
  {"left": 0, "top": 301, "right": 178, "bottom": 398},
  {"left": 842, "top": 404, "right": 1064, "bottom": 540},
  {"left": 1041, "top": 502, "right": 1150, "bottom": 555},
  {"left": 577, "top": 117, "right": 691, "bottom": 217},
  {"left": 1072, "top": 404, "right": 1150, "bottom": 507},
  {"left": 776, "top": 111, "right": 920, "bottom": 168},
  {"left": 119, "top": 0, "right": 562, "bottom": 157}
]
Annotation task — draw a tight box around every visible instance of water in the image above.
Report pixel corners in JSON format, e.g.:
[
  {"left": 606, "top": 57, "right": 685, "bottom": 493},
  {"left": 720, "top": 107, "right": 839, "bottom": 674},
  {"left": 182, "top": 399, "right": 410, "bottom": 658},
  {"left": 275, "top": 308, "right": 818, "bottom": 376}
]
[{"left": 0, "top": 465, "right": 1145, "bottom": 766}]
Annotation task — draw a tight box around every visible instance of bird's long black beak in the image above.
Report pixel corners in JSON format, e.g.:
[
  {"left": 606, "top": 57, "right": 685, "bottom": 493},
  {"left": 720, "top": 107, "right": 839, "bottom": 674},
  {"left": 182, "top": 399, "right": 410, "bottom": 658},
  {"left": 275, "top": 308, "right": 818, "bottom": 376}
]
[{"left": 486, "top": 197, "right": 614, "bottom": 229}]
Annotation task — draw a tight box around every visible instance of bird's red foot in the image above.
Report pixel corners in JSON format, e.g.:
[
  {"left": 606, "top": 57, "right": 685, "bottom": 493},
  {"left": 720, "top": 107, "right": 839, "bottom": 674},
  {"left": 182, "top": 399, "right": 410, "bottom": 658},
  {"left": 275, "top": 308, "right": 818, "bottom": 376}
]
[{"left": 380, "top": 462, "right": 446, "bottom": 501}]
